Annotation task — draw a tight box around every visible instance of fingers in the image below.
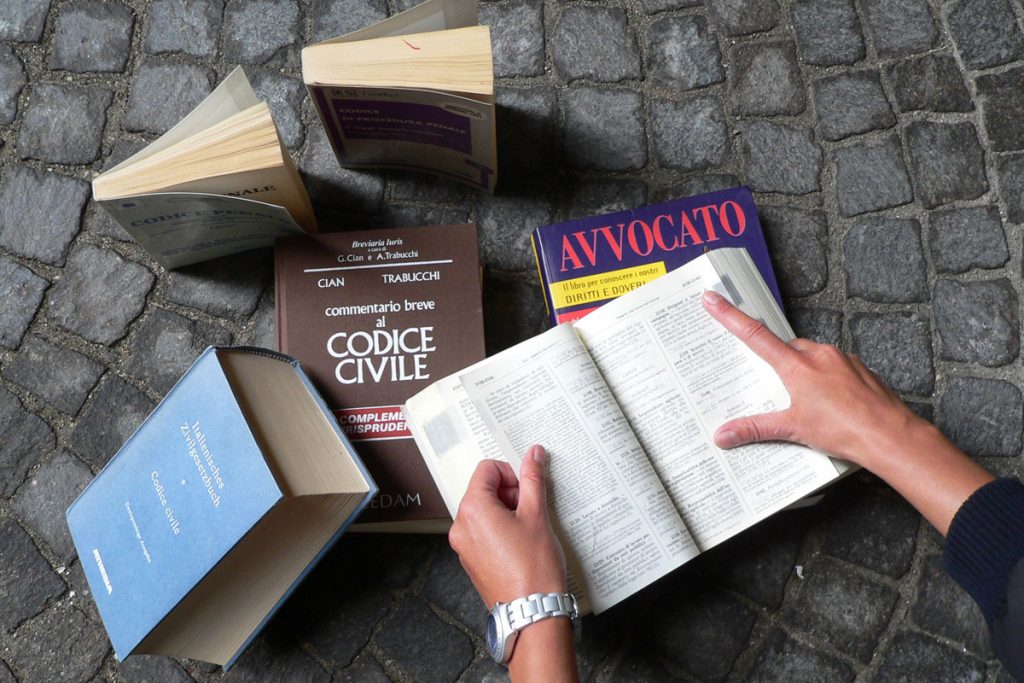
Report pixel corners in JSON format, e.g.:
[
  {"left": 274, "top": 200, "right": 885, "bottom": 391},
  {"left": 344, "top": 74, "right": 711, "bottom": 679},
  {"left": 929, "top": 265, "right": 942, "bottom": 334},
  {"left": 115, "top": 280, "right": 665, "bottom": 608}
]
[
  {"left": 702, "top": 290, "right": 794, "bottom": 368},
  {"left": 464, "top": 459, "right": 518, "bottom": 501},
  {"left": 515, "top": 445, "right": 549, "bottom": 520},
  {"left": 714, "top": 411, "right": 794, "bottom": 449}
]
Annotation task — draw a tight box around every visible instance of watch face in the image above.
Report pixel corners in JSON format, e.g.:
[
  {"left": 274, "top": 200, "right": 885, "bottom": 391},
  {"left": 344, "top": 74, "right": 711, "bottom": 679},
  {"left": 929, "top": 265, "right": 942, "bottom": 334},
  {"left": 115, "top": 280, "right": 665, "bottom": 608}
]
[{"left": 485, "top": 613, "right": 500, "bottom": 657}]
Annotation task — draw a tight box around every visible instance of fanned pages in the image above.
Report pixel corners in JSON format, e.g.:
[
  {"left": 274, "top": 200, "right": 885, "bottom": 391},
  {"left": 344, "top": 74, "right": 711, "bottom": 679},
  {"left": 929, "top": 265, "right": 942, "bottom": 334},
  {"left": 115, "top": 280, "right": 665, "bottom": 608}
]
[
  {"left": 302, "top": 0, "right": 497, "bottom": 192},
  {"left": 405, "top": 248, "right": 847, "bottom": 614},
  {"left": 92, "top": 67, "right": 317, "bottom": 269}
]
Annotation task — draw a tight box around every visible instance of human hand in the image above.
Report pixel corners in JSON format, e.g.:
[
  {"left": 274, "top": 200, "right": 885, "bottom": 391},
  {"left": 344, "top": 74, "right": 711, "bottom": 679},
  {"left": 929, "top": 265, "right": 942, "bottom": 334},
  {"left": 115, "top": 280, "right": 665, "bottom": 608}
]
[
  {"left": 449, "top": 446, "right": 568, "bottom": 609},
  {"left": 701, "top": 290, "right": 925, "bottom": 471}
]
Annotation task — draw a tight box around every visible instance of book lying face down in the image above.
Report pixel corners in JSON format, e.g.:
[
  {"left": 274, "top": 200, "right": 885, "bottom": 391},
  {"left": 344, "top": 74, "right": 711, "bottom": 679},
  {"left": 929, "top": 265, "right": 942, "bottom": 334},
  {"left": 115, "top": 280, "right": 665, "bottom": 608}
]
[
  {"left": 406, "top": 248, "right": 849, "bottom": 615},
  {"left": 66, "top": 347, "right": 375, "bottom": 667}
]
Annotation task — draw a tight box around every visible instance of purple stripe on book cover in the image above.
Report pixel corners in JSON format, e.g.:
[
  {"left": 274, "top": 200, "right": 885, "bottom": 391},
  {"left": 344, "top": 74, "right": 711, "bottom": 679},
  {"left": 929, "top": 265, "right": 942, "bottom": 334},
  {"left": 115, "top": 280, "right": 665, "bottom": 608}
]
[{"left": 330, "top": 98, "right": 472, "bottom": 154}]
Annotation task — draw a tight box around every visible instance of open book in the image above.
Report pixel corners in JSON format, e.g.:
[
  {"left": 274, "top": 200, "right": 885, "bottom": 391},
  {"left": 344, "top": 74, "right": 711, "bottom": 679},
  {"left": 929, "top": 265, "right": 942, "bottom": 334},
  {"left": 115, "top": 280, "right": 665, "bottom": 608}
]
[
  {"left": 302, "top": 0, "right": 496, "bottom": 192},
  {"left": 405, "top": 248, "right": 847, "bottom": 614},
  {"left": 93, "top": 68, "right": 316, "bottom": 269}
]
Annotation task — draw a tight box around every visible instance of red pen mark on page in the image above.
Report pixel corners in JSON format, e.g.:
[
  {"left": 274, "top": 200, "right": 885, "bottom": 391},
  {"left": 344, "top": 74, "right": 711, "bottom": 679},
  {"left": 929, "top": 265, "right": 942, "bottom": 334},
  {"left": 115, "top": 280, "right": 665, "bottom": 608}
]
[{"left": 402, "top": 39, "right": 421, "bottom": 50}]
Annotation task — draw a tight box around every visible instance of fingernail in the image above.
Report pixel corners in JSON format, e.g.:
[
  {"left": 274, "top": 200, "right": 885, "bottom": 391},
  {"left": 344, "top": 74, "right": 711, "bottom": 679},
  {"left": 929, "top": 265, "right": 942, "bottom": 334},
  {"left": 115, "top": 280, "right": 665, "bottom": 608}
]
[
  {"left": 531, "top": 445, "right": 547, "bottom": 465},
  {"left": 703, "top": 290, "right": 724, "bottom": 305},
  {"left": 715, "top": 430, "right": 739, "bottom": 448}
]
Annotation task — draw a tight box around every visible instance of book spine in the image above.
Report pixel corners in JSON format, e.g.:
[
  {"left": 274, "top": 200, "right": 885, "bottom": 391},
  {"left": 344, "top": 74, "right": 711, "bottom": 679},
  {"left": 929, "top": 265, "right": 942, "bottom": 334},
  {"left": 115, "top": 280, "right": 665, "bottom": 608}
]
[{"left": 531, "top": 229, "right": 556, "bottom": 326}]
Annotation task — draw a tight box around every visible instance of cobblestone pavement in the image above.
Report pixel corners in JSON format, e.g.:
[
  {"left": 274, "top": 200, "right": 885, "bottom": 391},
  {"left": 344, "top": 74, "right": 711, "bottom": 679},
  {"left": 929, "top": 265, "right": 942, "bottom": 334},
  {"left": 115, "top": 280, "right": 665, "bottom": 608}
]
[{"left": 1, "top": 0, "right": 1023, "bottom": 680}]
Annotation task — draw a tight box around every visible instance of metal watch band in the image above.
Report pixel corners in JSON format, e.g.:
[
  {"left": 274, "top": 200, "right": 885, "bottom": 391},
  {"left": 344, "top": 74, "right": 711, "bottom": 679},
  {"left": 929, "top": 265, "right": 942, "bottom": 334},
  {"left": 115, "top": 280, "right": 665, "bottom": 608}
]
[{"left": 502, "top": 592, "right": 579, "bottom": 632}]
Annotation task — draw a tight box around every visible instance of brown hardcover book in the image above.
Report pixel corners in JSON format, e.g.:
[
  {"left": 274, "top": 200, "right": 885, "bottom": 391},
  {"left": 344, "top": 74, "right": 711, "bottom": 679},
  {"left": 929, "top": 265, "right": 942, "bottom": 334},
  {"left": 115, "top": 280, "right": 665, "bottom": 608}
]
[{"left": 275, "top": 224, "right": 485, "bottom": 532}]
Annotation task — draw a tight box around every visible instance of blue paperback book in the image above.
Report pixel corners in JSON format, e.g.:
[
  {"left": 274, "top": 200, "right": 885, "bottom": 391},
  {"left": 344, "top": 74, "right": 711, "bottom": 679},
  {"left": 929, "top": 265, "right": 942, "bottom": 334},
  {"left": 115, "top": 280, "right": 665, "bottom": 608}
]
[{"left": 66, "top": 347, "right": 376, "bottom": 667}]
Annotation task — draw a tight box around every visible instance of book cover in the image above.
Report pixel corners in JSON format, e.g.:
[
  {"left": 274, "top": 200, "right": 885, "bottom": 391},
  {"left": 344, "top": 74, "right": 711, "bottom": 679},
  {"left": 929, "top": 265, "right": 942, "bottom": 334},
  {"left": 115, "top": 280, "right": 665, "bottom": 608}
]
[
  {"left": 66, "top": 347, "right": 375, "bottom": 666},
  {"left": 275, "top": 225, "right": 485, "bottom": 530},
  {"left": 532, "top": 186, "right": 783, "bottom": 325},
  {"left": 303, "top": 0, "right": 496, "bottom": 192}
]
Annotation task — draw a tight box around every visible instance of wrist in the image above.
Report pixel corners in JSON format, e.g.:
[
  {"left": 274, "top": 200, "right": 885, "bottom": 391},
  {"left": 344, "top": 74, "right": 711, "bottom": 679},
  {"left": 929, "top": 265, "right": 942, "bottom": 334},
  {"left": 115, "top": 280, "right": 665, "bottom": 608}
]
[{"left": 507, "top": 616, "right": 576, "bottom": 681}]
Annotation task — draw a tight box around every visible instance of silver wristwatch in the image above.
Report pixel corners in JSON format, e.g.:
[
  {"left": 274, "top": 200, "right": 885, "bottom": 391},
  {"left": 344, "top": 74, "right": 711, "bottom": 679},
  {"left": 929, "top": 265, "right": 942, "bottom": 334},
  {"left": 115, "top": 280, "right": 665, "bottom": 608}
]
[{"left": 485, "top": 592, "right": 579, "bottom": 664}]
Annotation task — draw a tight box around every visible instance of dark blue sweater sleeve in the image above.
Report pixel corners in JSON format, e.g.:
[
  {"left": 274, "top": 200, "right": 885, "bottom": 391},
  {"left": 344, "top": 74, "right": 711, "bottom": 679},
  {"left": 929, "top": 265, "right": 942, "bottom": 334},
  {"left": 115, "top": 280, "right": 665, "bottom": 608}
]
[{"left": 943, "top": 478, "right": 1024, "bottom": 680}]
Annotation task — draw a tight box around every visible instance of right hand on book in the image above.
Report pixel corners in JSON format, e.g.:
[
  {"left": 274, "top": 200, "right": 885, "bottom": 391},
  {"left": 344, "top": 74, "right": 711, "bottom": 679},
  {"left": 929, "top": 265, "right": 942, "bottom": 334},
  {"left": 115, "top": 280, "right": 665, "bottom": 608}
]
[
  {"left": 449, "top": 446, "right": 568, "bottom": 609},
  {"left": 701, "top": 290, "right": 925, "bottom": 469}
]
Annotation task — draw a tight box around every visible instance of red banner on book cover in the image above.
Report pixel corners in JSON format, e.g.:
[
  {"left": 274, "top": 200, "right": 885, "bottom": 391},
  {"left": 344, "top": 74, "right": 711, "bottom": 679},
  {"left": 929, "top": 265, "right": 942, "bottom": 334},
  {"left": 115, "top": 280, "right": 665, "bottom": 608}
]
[{"left": 334, "top": 405, "right": 412, "bottom": 442}]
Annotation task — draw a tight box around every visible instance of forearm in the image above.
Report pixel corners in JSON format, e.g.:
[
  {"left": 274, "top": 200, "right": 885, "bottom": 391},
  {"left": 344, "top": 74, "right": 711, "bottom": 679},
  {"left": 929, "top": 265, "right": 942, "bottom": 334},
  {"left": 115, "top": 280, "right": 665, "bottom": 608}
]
[
  {"left": 507, "top": 618, "right": 578, "bottom": 683},
  {"left": 857, "top": 418, "right": 994, "bottom": 536}
]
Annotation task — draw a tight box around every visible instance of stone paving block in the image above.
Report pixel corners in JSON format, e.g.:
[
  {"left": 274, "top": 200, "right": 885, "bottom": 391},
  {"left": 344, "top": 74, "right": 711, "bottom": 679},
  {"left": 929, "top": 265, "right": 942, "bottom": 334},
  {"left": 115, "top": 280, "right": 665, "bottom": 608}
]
[
  {"left": 729, "top": 41, "right": 805, "bottom": 117},
  {"left": 375, "top": 597, "right": 474, "bottom": 681},
  {"left": 111, "top": 655, "right": 195, "bottom": 683},
  {"left": 645, "top": 582, "right": 757, "bottom": 681},
  {"left": 50, "top": 1, "right": 134, "bottom": 72},
  {"left": 244, "top": 295, "right": 275, "bottom": 349},
  {"left": 3, "top": 336, "right": 104, "bottom": 415},
  {"left": 874, "top": 631, "right": 986, "bottom": 682},
  {"left": 790, "top": 0, "right": 864, "bottom": 66},
  {"left": 65, "top": 561, "right": 100, "bottom": 625},
  {"left": 0, "top": 257, "right": 47, "bottom": 350},
  {"left": 843, "top": 217, "right": 926, "bottom": 303},
  {"left": 790, "top": 308, "right": 842, "bottom": 345},
  {"left": 163, "top": 249, "right": 271, "bottom": 319},
  {"left": 221, "top": 634, "right": 330, "bottom": 682},
  {"left": 562, "top": 88, "right": 646, "bottom": 171},
  {"left": 997, "top": 154, "right": 1024, "bottom": 223},
  {"left": 311, "top": 0, "right": 387, "bottom": 42},
  {"left": 904, "top": 121, "right": 988, "bottom": 209},
  {"left": 605, "top": 646, "right": 677, "bottom": 682},
  {"left": 422, "top": 546, "right": 483, "bottom": 628},
  {"left": 223, "top": 0, "right": 300, "bottom": 65},
  {"left": 551, "top": 6, "right": 638, "bottom": 82},
  {"left": 0, "top": 166, "right": 89, "bottom": 266},
  {"left": 758, "top": 205, "right": 828, "bottom": 298},
  {"left": 123, "top": 60, "right": 213, "bottom": 134},
  {"left": 709, "top": 0, "right": 779, "bottom": 36},
  {"left": 18, "top": 84, "right": 112, "bottom": 164},
  {"left": 483, "top": 274, "right": 548, "bottom": 352},
  {"left": 650, "top": 95, "right": 729, "bottom": 173},
  {"left": 48, "top": 244, "right": 154, "bottom": 345},
  {"left": 476, "top": 193, "right": 554, "bottom": 272},
  {"left": 379, "top": 202, "right": 471, "bottom": 228},
  {"left": 745, "top": 628, "right": 855, "bottom": 682},
  {"left": 818, "top": 485, "right": 921, "bottom": 576},
  {"left": 737, "top": 121, "right": 821, "bottom": 195},
  {"left": 145, "top": 0, "right": 223, "bottom": 57},
  {"left": 654, "top": 173, "right": 742, "bottom": 202},
  {"left": 566, "top": 178, "right": 647, "bottom": 220},
  {"left": 0, "top": 47, "right": 26, "bottom": 124},
  {"left": 911, "top": 554, "right": 991, "bottom": 656},
  {"left": 640, "top": 0, "right": 701, "bottom": 12},
  {"left": 300, "top": 123, "right": 385, "bottom": 214},
  {"left": 0, "top": 518, "right": 64, "bottom": 633},
  {"left": 849, "top": 312, "right": 934, "bottom": 396},
  {"left": 251, "top": 71, "right": 306, "bottom": 149},
  {"left": 647, "top": 16, "right": 725, "bottom": 91},
  {"left": 833, "top": 136, "right": 913, "bottom": 216},
  {"left": 812, "top": 71, "right": 893, "bottom": 142},
  {"left": 782, "top": 557, "right": 898, "bottom": 662},
  {"left": 939, "top": 377, "right": 1023, "bottom": 457},
  {"left": 948, "top": 0, "right": 1024, "bottom": 70},
  {"left": 934, "top": 279, "right": 1019, "bottom": 367},
  {"left": 0, "top": 386, "right": 55, "bottom": 497},
  {"left": 977, "top": 67, "right": 1024, "bottom": 153},
  {"left": 885, "top": 54, "right": 973, "bottom": 114},
  {"left": 126, "top": 308, "right": 232, "bottom": 395},
  {"left": 0, "top": 663, "right": 12, "bottom": 683},
  {"left": 11, "top": 452, "right": 92, "bottom": 562},
  {"left": 8, "top": 603, "right": 111, "bottom": 681},
  {"left": 334, "top": 654, "right": 390, "bottom": 682},
  {"left": 700, "top": 512, "right": 805, "bottom": 609},
  {"left": 480, "top": 0, "right": 545, "bottom": 78},
  {"left": 71, "top": 376, "right": 155, "bottom": 468},
  {"left": 860, "top": 0, "right": 937, "bottom": 57},
  {"left": 0, "top": 0, "right": 52, "bottom": 41},
  {"left": 390, "top": 171, "right": 469, "bottom": 204},
  {"left": 496, "top": 86, "right": 558, "bottom": 187},
  {"left": 929, "top": 205, "right": 1008, "bottom": 274}
]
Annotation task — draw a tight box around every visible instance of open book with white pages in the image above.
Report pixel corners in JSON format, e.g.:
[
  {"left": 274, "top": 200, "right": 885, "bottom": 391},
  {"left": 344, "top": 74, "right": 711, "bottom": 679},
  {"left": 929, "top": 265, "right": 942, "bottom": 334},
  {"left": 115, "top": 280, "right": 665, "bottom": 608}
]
[{"left": 405, "top": 248, "right": 849, "bottom": 615}]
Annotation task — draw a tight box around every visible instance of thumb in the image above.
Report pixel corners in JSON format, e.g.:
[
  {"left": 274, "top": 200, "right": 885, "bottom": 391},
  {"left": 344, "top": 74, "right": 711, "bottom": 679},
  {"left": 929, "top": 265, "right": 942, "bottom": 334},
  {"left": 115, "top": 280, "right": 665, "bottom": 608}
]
[
  {"left": 516, "top": 445, "right": 549, "bottom": 520},
  {"left": 714, "top": 412, "right": 793, "bottom": 449}
]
